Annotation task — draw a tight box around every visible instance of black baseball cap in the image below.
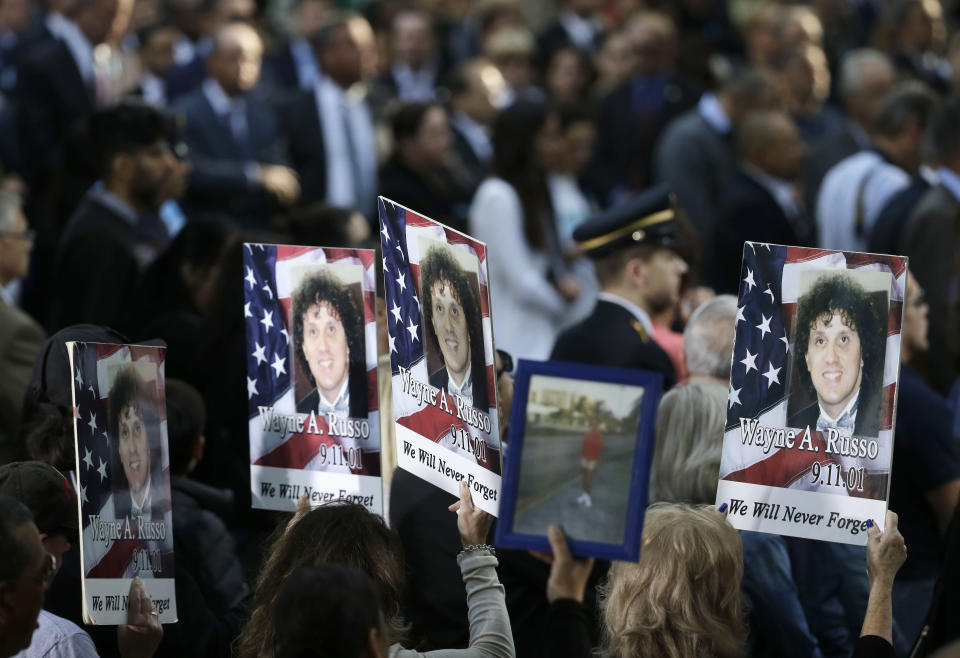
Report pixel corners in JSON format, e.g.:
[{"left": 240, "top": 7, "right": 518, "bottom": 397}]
[{"left": 0, "top": 461, "right": 79, "bottom": 538}]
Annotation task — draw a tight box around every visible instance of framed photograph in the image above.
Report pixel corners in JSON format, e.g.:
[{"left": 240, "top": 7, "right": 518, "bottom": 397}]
[
  {"left": 716, "top": 244, "right": 907, "bottom": 545},
  {"left": 69, "top": 342, "right": 177, "bottom": 624},
  {"left": 244, "top": 244, "right": 382, "bottom": 514},
  {"left": 379, "top": 197, "right": 502, "bottom": 515},
  {"left": 495, "top": 359, "right": 662, "bottom": 561}
]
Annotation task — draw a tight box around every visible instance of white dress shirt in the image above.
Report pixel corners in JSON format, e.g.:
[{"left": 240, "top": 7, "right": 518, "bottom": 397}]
[{"left": 445, "top": 364, "right": 473, "bottom": 409}]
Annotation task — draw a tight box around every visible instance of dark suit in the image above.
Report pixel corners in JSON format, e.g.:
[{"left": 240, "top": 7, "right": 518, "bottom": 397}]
[
  {"left": 262, "top": 41, "right": 299, "bottom": 92},
  {"left": 174, "top": 85, "right": 290, "bottom": 223},
  {"left": 49, "top": 192, "right": 152, "bottom": 333},
  {"left": 537, "top": 18, "right": 598, "bottom": 65},
  {"left": 710, "top": 169, "right": 812, "bottom": 294},
  {"left": 294, "top": 385, "right": 366, "bottom": 419},
  {"left": 551, "top": 300, "right": 676, "bottom": 389},
  {"left": 801, "top": 124, "right": 864, "bottom": 217},
  {"left": 868, "top": 175, "right": 931, "bottom": 256},
  {"left": 902, "top": 183, "right": 960, "bottom": 395},
  {"left": 164, "top": 56, "right": 206, "bottom": 104},
  {"left": 449, "top": 123, "right": 488, "bottom": 191},
  {"left": 16, "top": 38, "right": 93, "bottom": 196},
  {"left": 589, "top": 74, "right": 700, "bottom": 205},
  {"left": 786, "top": 382, "right": 882, "bottom": 438},
  {"left": 0, "top": 298, "right": 45, "bottom": 463},
  {"left": 280, "top": 89, "right": 327, "bottom": 205},
  {"left": 428, "top": 364, "right": 489, "bottom": 411}
]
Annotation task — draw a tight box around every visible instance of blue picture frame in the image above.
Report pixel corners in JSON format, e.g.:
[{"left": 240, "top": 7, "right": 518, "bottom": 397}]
[{"left": 494, "top": 359, "right": 663, "bottom": 562}]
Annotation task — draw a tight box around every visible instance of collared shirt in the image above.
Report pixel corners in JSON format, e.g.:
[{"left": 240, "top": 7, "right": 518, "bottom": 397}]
[
  {"left": 89, "top": 183, "right": 138, "bottom": 226},
  {"left": 816, "top": 150, "right": 910, "bottom": 252},
  {"left": 130, "top": 473, "right": 152, "bottom": 518},
  {"left": 140, "top": 72, "right": 166, "bottom": 106},
  {"left": 817, "top": 388, "right": 860, "bottom": 438},
  {"left": 202, "top": 77, "right": 248, "bottom": 145},
  {"left": 450, "top": 111, "right": 492, "bottom": 165},
  {"left": 314, "top": 74, "right": 377, "bottom": 217},
  {"left": 289, "top": 37, "right": 320, "bottom": 90},
  {"left": 697, "top": 92, "right": 731, "bottom": 134},
  {"left": 0, "top": 279, "right": 19, "bottom": 306},
  {"left": 446, "top": 364, "right": 473, "bottom": 408},
  {"left": 46, "top": 12, "right": 93, "bottom": 84},
  {"left": 598, "top": 291, "right": 655, "bottom": 338},
  {"left": 937, "top": 166, "right": 960, "bottom": 202},
  {"left": 316, "top": 377, "right": 351, "bottom": 418},
  {"left": 12, "top": 610, "right": 98, "bottom": 658},
  {"left": 559, "top": 11, "right": 597, "bottom": 52},
  {"left": 742, "top": 164, "right": 799, "bottom": 218},
  {"left": 392, "top": 62, "right": 436, "bottom": 101}
]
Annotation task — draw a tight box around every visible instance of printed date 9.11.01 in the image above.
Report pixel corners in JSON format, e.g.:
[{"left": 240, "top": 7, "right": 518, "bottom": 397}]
[{"left": 810, "top": 461, "right": 865, "bottom": 491}]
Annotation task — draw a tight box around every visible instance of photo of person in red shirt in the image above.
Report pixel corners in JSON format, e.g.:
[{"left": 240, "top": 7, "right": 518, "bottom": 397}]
[{"left": 577, "top": 418, "right": 604, "bottom": 507}]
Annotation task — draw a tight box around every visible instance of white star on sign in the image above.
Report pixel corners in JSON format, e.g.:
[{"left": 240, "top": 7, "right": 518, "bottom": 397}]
[
  {"left": 270, "top": 353, "right": 286, "bottom": 377},
  {"left": 247, "top": 376, "right": 259, "bottom": 399},
  {"left": 762, "top": 362, "right": 782, "bottom": 388},
  {"left": 391, "top": 301, "right": 402, "bottom": 324},
  {"left": 262, "top": 283, "right": 273, "bottom": 299},
  {"left": 743, "top": 268, "right": 756, "bottom": 292},
  {"left": 244, "top": 302, "right": 252, "bottom": 318},
  {"left": 260, "top": 309, "right": 274, "bottom": 331},
  {"left": 406, "top": 318, "right": 419, "bottom": 342},
  {"left": 82, "top": 447, "right": 94, "bottom": 471},
  {"left": 245, "top": 267, "right": 257, "bottom": 289},
  {"left": 389, "top": 333, "right": 396, "bottom": 353},
  {"left": 75, "top": 368, "right": 83, "bottom": 388},
  {"left": 381, "top": 222, "right": 389, "bottom": 241},
  {"left": 252, "top": 342, "right": 267, "bottom": 366},
  {"left": 87, "top": 412, "right": 97, "bottom": 433},
  {"left": 96, "top": 458, "right": 108, "bottom": 483},
  {"left": 756, "top": 314, "right": 772, "bottom": 339},
  {"left": 780, "top": 331, "right": 790, "bottom": 352},
  {"left": 88, "top": 386, "right": 95, "bottom": 396},
  {"left": 735, "top": 305, "right": 746, "bottom": 325},
  {"left": 395, "top": 241, "right": 404, "bottom": 257},
  {"left": 80, "top": 484, "right": 89, "bottom": 503},
  {"left": 396, "top": 272, "right": 406, "bottom": 293},
  {"left": 764, "top": 284, "right": 775, "bottom": 303},
  {"left": 280, "top": 326, "right": 289, "bottom": 342},
  {"left": 740, "top": 349, "right": 758, "bottom": 374},
  {"left": 728, "top": 386, "right": 742, "bottom": 409},
  {"left": 383, "top": 257, "right": 388, "bottom": 273}
]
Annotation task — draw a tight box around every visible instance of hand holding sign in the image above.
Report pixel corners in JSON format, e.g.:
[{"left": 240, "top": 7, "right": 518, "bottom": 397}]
[
  {"left": 448, "top": 480, "right": 493, "bottom": 547},
  {"left": 117, "top": 577, "right": 163, "bottom": 658},
  {"left": 866, "top": 510, "right": 907, "bottom": 587}
]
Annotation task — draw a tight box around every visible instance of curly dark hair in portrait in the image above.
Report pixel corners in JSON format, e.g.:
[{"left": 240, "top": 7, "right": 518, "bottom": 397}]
[
  {"left": 794, "top": 274, "right": 887, "bottom": 397},
  {"left": 107, "top": 366, "right": 162, "bottom": 516},
  {"left": 291, "top": 269, "right": 367, "bottom": 407},
  {"left": 420, "top": 246, "right": 488, "bottom": 403},
  {"left": 235, "top": 503, "right": 407, "bottom": 658}
]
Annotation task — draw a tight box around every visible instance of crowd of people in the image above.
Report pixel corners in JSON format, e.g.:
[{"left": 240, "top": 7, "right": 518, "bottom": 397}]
[{"left": 2, "top": 0, "right": 960, "bottom": 655}]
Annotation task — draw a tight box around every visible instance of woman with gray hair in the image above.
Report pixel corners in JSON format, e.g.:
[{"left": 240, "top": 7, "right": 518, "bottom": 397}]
[{"left": 649, "top": 383, "right": 727, "bottom": 504}]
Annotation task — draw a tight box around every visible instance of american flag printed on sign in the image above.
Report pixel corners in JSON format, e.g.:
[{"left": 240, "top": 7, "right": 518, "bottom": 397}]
[
  {"left": 379, "top": 197, "right": 501, "bottom": 475},
  {"left": 71, "top": 342, "right": 177, "bottom": 624},
  {"left": 244, "top": 244, "right": 381, "bottom": 512},
  {"left": 717, "top": 244, "right": 906, "bottom": 498}
]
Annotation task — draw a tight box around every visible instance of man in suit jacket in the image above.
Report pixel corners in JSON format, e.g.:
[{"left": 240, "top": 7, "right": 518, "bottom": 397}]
[
  {"left": 366, "top": 9, "right": 443, "bottom": 119},
  {"left": 0, "top": 192, "right": 44, "bottom": 463},
  {"left": 551, "top": 185, "right": 683, "bottom": 389},
  {"left": 590, "top": 10, "right": 700, "bottom": 206},
  {"left": 282, "top": 17, "right": 376, "bottom": 219},
  {"left": 129, "top": 23, "right": 181, "bottom": 107},
  {"left": 174, "top": 22, "right": 300, "bottom": 224},
  {"left": 260, "top": 0, "right": 327, "bottom": 95},
  {"left": 291, "top": 267, "right": 368, "bottom": 420},
  {"left": 785, "top": 272, "right": 887, "bottom": 441},
  {"left": 901, "top": 97, "right": 960, "bottom": 395},
  {"left": 49, "top": 102, "right": 175, "bottom": 332},
  {"left": 536, "top": 0, "right": 601, "bottom": 66},
  {"left": 711, "top": 110, "right": 812, "bottom": 293},
  {"left": 445, "top": 58, "right": 502, "bottom": 191},
  {"left": 654, "top": 67, "right": 783, "bottom": 256},
  {"left": 420, "top": 244, "right": 490, "bottom": 411}
]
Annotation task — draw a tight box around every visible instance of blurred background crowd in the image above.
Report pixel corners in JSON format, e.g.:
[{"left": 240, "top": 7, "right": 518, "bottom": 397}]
[{"left": 3, "top": 0, "right": 960, "bottom": 656}]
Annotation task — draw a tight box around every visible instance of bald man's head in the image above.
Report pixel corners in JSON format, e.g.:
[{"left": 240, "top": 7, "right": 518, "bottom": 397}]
[
  {"left": 736, "top": 110, "right": 805, "bottom": 180},
  {"left": 208, "top": 21, "right": 263, "bottom": 96}
]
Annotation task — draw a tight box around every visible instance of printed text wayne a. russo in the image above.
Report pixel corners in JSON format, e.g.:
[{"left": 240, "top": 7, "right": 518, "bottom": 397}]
[{"left": 738, "top": 418, "right": 880, "bottom": 459}]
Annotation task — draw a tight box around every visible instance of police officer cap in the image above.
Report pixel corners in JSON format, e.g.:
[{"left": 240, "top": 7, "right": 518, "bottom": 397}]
[{"left": 574, "top": 184, "right": 680, "bottom": 258}]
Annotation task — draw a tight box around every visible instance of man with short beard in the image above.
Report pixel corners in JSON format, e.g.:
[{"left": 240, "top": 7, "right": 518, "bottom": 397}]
[
  {"left": 551, "top": 184, "right": 685, "bottom": 389},
  {"left": 49, "top": 101, "right": 177, "bottom": 332}
]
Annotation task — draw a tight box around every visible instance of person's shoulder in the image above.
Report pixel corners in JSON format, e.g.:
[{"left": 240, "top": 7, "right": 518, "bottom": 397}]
[
  {"left": 25, "top": 610, "right": 97, "bottom": 657},
  {"left": 473, "top": 177, "right": 517, "bottom": 200},
  {"left": 296, "top": 389, "right": 318, "bottom": 414}
]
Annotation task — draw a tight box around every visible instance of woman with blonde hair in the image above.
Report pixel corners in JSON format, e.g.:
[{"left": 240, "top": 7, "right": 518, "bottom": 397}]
[{"left": 601, "top": 503, "right": 747, "bottom": 658}]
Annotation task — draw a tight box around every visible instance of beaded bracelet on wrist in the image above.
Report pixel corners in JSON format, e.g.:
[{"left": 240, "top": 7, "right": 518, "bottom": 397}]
[{"left": 459, "top": 544, "right": 495, "bottom": 557}]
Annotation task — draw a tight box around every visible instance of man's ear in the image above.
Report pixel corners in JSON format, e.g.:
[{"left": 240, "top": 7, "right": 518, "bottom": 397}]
[
  {"left": 109, "top": 152, "right": 133, "bottom": 184},
  {"left": 625, "top": 256, "right": 646, "bottom": 287}
]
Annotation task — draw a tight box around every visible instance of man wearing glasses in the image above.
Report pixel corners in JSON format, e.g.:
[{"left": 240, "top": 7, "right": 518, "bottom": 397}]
[
  {"left": 0, "top": 190, "right": 44, "bottom": 464},
  {"left": 0, "top": 462, "right": 163, "bottom": 657}
]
